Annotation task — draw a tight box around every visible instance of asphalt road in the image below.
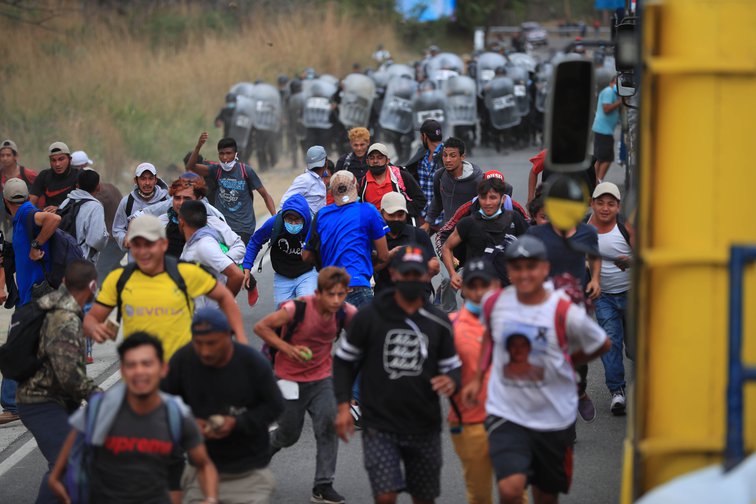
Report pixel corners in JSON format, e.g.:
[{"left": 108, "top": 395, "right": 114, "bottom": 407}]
[{"left": 0, "top": 145, "right": 630, "bottom": 504}]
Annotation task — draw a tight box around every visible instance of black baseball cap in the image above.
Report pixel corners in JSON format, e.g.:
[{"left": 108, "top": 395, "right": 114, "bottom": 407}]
[
  {"left": 391, "top": 244, "right": 430, "bottom": 274},
  {"left": 505, "top": 236, "right": 548, "bottom": 261},
  {"left": 420, "top": 119, "right": 443, "bottom": 141},
  {"left": 463, "top": 258, "right": 497, "bottom": 285}
]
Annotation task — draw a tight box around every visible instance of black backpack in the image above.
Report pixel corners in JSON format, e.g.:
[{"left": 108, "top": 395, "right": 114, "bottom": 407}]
[
  {"left": 26, "top": 211, "right": 86, "bottom": 290},
  {"left": 0, "top": 300, "right": 52, "bottom": 382},
  {"left": 114, "top": 256, "right": 190, "bottom": 322},
  {"left": 264, "top": 299, "right": 347, "bottom": 366},
  {"left": 56, "top": 199, "right": 87, "bottom": 239}
]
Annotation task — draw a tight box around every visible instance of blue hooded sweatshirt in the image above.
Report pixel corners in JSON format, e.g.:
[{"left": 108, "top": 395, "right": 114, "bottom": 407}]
[{"left": 243, "top": 193, "right": 314, "bottom": 279}]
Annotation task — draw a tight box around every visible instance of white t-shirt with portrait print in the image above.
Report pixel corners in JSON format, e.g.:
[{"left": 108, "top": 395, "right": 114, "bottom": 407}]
[{"left": 484, "top": 287, "right": 607, "bottom": 431}]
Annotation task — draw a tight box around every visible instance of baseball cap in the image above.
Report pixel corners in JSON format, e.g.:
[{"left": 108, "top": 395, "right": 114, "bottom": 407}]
[
  {"left": 135, "top": 162, "right": 157, "bottom": 177},
  {"left": 463, "top": 257, "right": 497, "bottom": 285},
  {"left": 420, "top": 119, "right": 442, "bottom": 141},
  {"left": 0, "top": 139, "right": 18, "bottom": 154},
  {"left": 484, "top": 170, "right": 504, "bottom": 181},
  {"left": 191, "top": 307, "right": 232, "bottom": 335},
  {"left": 592, "top": 182, "right": 621, "bottom": 201},
  {"left": 48, "top": 142, "right": 70, "bottom": 156},
  {"left": 126, "top": 214, "right": 166, "bottom": 243},
  {"left": 306, "top": 145, "right": 327, "bottom": 170},
  {"left": 2, "top": 178, "right": 29, "bottom": 203},
  {"left": 380, "top": 192, "right": 407, "bottom": 214},
  {"left": 71, "top": 150, "right": 93, "bottom": 168},
  {"left": 367, "top": 143, "right": 389, "bottom": 158},
  {"left": 391, "top": 245, "right": 430, "bottom": 275},
  {"left": 504, "top": 235, "right": 548, "bottom": 261},
  {"left": 329, "top": 170, "right": 358, "bottom": 206}
]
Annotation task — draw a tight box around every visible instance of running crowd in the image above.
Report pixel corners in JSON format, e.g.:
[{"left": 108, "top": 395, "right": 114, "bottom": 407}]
[{"left": 0, "top": 113, "right": 633, "bottom": 504}]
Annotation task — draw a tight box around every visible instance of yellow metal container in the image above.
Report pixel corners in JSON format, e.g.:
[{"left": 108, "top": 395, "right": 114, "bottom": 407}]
[{"left": 626, "top": 0, "right": 756, "bottom": 501}]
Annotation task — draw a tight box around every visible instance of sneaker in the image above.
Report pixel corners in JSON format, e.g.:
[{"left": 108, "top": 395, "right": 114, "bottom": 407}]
[
  {"left": 311, "top": 483, "right": 345, "bottom": 504},
  {"left": 610, "top": 390, "right": 626, "bottom": 416},
  {"left": 0, "top": 411, "right": 20, "bottom": 425},
  {"left": 578, "top": 393, "right": 596, "bottom": 423}
]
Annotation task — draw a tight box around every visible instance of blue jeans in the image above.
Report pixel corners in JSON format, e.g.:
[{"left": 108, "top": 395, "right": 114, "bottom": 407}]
[
  {"left": 596, "top": 292, "right": 628, "bottom": 393},
  {"left": 346, "top": 286, "right": 373, "bottom": 308},
  {"left": 273, "top": 270, "right": 319, "bottom": 307},
  {"left": 18, "top": 402, "right": 72, "bottom": 503},
  {"left": 1, "top": 378, "right": 17, "bottom": 413}
]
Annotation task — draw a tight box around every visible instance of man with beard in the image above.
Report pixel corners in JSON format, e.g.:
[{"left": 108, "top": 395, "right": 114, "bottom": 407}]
[
  {"left": 404, "top": 120, "right": 444, "bottom": 220},
  {"left": 112, "top": 162, "right": 170, "bottom": 255}
]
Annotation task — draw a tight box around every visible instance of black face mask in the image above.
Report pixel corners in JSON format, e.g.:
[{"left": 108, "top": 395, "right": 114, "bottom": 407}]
[
  {"left": 369, "top": 164, "right": 387, "bottom": 176},
  {"left": 395, "top": 280, "right": 427, "bottom": 301},
  {"left": 387, "top": 220, "right": 406, "bottom": 235},
  {"left": 422, "top": 138, "right": 429, "bottom": 151}
]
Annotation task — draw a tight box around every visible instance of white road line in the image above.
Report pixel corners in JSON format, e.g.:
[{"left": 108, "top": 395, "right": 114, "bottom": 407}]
[
  {"left": 0, "top": 246, "right": 272, "bottom": 477},
  {"left": 0, "top": 252, "right": 272, "bottom": 477},
  {"left": 0, "top": 366, "right": 125, "bottom": 478}
]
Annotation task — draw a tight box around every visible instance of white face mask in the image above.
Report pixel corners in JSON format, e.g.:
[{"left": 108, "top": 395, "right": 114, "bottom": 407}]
[{"left": 220, "top": 156, "right": 238, "bottom": 172}]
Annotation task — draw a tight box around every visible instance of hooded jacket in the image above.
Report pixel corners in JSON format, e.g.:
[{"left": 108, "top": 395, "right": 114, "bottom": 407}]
[
  {"left": 112, "top": 185, "right": 170, "bottom": 251},
  {"left": 243, "top": 193, "right": 314, "bottom": 279},
  {"left": 426, "top": 161, "right": 484, "bottom": 225},
  {"left": 58, "top": 189, "right": 109, "bottom": 262}
]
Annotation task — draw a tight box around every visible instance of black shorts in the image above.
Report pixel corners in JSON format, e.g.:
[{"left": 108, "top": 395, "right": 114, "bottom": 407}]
[
  {"left": 593, "top": 133, "right": 615, "bottom": 162},
  {"left": 486, "top": 416, "right": 574, "bottom": 494},
  {"left": 362, "top": 428, "right": 442, "bottom": 500}
]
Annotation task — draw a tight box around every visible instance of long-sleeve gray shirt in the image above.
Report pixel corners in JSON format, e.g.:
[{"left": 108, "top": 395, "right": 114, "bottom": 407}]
[
  {"left": 59, "top": 189, "right": 109, "bottom": 262},
  {"left": 426, "top": 161, "right": 483, "bottom": 225}
]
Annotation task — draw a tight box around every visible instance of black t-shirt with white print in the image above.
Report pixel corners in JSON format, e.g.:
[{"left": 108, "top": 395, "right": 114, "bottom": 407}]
[{"left": 334, "top": 290, "right": 462, "bottom": 434}]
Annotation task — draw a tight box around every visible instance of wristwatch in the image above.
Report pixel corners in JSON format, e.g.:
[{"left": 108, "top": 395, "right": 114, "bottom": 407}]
[{"left": 30, "top": 240, "right": 41, "bottom": 250}]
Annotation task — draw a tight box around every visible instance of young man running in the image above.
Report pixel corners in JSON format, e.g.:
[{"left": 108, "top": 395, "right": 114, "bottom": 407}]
[
  {"left": 462, "top": 236, "right": 609, "bottom": 504},
  {"left": 254, "top": 267, "right": 357, "bottom": 504}
]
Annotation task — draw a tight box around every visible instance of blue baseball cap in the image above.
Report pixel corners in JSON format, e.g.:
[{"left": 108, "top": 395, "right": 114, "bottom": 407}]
[{"left": 191, "top": 307, "right": 231, "bottom": 335}]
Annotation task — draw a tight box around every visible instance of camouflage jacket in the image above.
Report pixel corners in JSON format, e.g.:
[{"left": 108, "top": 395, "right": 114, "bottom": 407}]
[{"left": 17, "top": 286, "right": 98, "bottom": 410}]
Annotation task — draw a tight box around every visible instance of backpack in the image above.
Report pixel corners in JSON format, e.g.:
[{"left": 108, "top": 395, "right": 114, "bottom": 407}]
[
  {"left": 0, "top": 300, "right": 51, "bottom": 381},
  {"left": 114, "top": 256, "right": 191, "bottom": 322},
  {"left": 215, "top": 162, "right": 256, "bottom": 199},
  {"left": 124, "top": 192, "right": 169, "bottom": 217},
  {"left": 26, "top": 211, "right": 87, "bottom": 289},
  {"left": 64, "top": 392, "right": 183, "bottom": 504},
  {"left": 263, "top": 299, "right": 347, "bottom": 366},
  {"left": 56, "top": 199, "right": 88, "bottom": 239}
]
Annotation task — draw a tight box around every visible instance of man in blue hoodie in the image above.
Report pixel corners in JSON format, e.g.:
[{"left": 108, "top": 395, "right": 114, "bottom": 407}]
[{"left": 243, "top": 194, "right": 317, "bottom": 306}]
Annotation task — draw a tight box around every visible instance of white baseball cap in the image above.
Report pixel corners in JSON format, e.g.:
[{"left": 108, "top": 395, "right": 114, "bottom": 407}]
[
  {"left": 71, "top": 150, "right": 93, "bottom": 168},
  {"left": 135, "top": 162, "right": 157, "bottom": 177}
]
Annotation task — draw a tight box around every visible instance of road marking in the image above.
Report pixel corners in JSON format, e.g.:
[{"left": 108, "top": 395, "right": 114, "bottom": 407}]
[{"left": 0, "top": 251, "right": 273, "bottom": 477}]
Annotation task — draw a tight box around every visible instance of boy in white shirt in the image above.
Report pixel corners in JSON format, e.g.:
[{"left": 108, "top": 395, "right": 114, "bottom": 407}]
[{"left": 462, "top": 235, "right": 610, "bottom": 504}]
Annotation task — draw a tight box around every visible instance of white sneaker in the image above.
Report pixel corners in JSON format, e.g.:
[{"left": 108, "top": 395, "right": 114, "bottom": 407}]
[{"left": 610, "top": 390, "right": 626, "bottom": 416}]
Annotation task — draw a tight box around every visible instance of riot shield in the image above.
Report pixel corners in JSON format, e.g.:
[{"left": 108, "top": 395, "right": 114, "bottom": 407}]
[
  {"left": 249, "top": 83, "right": 282, "bottom": 132},
  {"left": 338, "top": 73, "right": 376, "bottom": 129},
  {"left": 444, "top": 75, "right": 477, "bottom": 128},
  {"left": 379, "top": 76, "right": 417, "bottom": 135},
  {"left": 476, "top": 52, "right": 508, "bottom": 97},
  {"left": 302, "top": 78, "right": 337, "bottom": 130},
  {"left": 484, "top": 77, "right": 521, "bottom": 130}
]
